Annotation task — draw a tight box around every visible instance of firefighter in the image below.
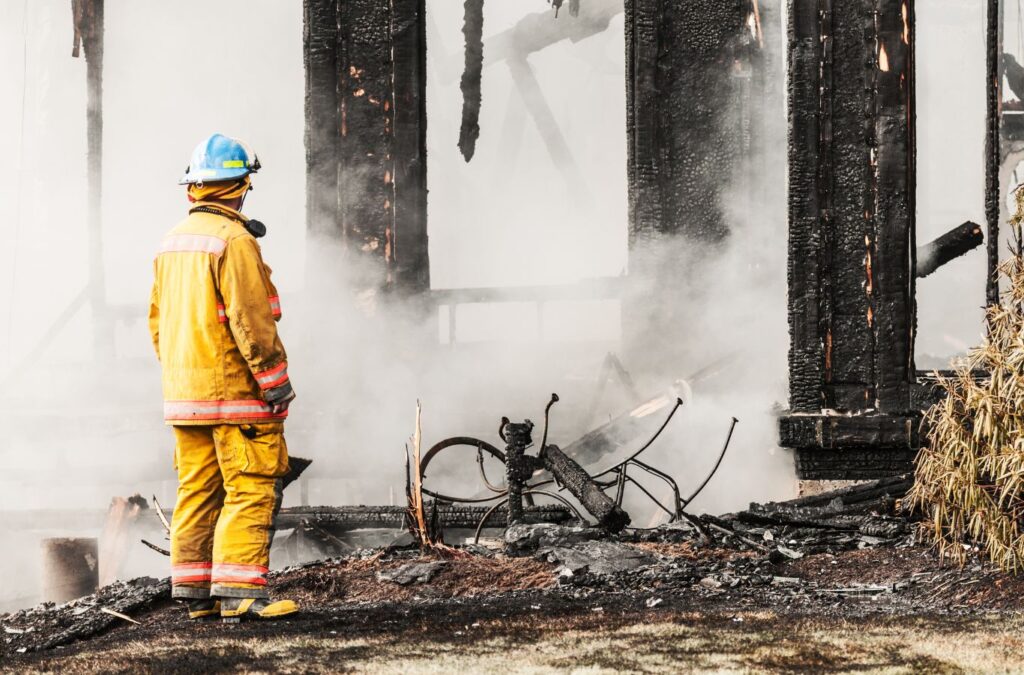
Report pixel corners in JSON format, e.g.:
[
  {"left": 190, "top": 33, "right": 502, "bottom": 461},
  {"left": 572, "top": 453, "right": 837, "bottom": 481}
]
[{"left": 149, "top": 133, "right": 298, "bottom": 620}]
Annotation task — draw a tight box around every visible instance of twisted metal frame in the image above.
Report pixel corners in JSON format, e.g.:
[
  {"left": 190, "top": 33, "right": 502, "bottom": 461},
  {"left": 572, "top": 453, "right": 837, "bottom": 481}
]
[{"left": 418, "top": 398, "right": 738, "bottom": 539}]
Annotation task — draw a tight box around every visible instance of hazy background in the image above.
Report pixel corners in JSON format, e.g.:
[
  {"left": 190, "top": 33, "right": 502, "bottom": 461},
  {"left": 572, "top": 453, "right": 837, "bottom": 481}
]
[{"left": 0, "top": 0, "right": 1004, "bottom": 609}]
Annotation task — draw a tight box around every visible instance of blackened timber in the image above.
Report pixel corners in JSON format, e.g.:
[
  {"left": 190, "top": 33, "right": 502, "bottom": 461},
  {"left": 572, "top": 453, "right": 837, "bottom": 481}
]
[
  {"left": 625, "top": 0, "right": 661, "bottom": 246},
  {"left": 986, "top": 0, "right": 1002, "bottom": 309},
  {"left": 542, "top": 444, "right": 630, "bottom": 532},
  {"left": 786, "top": 0, "right": 825, "bottom": 412},
  {"left": 304, "top": 0, "right": 341, "bottom": 240},
  {"left": 337, "top": 0, "right": 392, "bottom": 289},
  {"left": 300, "top": 0, "right": 430, "bottom": 295},
  {"left": 271, "top": 505, "right": 573, "bottom": 531},
  {"left": 915, "top": 222, "right": 985, "bottom": 278},
  {"left": 782, "top": 0, "right": 919, "bottom": 478},
  {"left": 391, "top": 0, "right": 430, "bottom": 294},
  {"left": 826, "top": 0, "right": 873, "bottom": 409},
  {"left": 457, "top": 0, "right": 484, "bottom": 162},
  {"left": 626, "top": 0, "right": 750, "bottom": 243},
  {"left": 72, "top": 0, "right": 109, "bottom": 358},
  {"left": 871, "top": 0, "right": 915, "bottom": 414}
]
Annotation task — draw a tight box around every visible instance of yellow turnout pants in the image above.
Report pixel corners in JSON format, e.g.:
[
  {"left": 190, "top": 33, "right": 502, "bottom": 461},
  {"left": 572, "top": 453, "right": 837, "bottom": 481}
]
[{"left": 170, "top": 423, "right": 289, "bottom": 599}]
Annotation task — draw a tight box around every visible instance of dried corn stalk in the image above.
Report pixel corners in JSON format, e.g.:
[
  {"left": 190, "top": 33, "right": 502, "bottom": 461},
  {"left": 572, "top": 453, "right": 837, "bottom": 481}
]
[{"left": 909, "top": 244, "right": 1024, "bottom": 572}]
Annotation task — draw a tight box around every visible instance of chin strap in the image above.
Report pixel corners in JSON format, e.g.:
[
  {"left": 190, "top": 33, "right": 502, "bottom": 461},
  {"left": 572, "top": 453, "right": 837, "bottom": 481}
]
[{"left": 190, "top": 205, "right": 266, "bottom": 239}]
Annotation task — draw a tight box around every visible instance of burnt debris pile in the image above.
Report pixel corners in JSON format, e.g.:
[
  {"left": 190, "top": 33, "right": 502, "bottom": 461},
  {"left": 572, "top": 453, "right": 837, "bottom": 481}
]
[{"left": 1, "top": 577, "right": 169, "bottom": 655}]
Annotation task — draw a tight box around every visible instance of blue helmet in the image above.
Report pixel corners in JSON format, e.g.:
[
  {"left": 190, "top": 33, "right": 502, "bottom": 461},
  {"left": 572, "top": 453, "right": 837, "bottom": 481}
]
[{"left": 179, "top": 133, "right": 260, "bottom": 185}]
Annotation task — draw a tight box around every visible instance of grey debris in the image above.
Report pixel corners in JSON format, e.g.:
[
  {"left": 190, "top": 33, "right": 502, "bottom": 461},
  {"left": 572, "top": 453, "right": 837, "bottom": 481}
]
[
  {"left": 538, "top": 540, "right": 654, "bottom": 576},
  {"left": 505, "top": 523, "right": 603, "bottom": 556},
  {"left": 376, "top": 561, "right": 448, "bottom": 586}
]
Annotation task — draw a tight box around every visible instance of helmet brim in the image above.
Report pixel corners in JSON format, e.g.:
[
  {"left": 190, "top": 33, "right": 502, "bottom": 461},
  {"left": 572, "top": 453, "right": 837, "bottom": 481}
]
[{"left": 179, "top": 167, "right": 253, "bottom": 185}]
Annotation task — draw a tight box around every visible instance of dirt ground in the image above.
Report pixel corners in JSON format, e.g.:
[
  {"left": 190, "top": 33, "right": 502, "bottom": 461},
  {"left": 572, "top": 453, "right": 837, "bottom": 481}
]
[{"left": 6, "top": 543, "right": 1024, "bottom": 673}]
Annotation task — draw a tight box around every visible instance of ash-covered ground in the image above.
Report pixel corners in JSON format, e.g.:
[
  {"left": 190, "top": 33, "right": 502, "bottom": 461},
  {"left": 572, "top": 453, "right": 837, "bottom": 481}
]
[{"left": 5, "top": 479, "right": 1024, "bottom": 673}]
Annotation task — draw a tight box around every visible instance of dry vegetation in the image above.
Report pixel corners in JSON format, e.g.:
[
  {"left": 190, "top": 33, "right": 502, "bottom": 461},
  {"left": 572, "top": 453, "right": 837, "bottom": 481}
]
[{"left": 909, "top": 250, "right": 1024, "bottom": 571}]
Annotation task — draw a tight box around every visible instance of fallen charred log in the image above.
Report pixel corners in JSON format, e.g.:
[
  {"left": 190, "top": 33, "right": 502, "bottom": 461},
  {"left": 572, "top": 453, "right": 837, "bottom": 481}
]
[
  {"left": 1, "top": 577, "right": 168, "bottom": 655},
  {"left": 272, "top": 504, "right": 574, "bottom": 532},
  {"left": 627, "top": 476, "right": 916, "bottom": 554},
  {"left": 542, "top": 444, "right": 630, "bottom": 532}
]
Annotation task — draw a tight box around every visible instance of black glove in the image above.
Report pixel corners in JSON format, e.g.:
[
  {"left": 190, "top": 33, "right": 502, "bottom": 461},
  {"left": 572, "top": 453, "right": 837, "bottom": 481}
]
[{"left": 264, "top": 381, "right": 296, "bottom": 414}]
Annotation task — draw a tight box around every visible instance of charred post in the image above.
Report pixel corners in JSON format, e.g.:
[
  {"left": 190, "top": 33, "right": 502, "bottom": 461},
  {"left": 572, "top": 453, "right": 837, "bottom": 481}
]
[
  {"left": 41, "top": 537, "right": 99, "bottom": 604},
  {"left": 304, "top": 0, "right": 341, "bottom": 242},
  {"left": 503, "top": 422, "right": 536, "bottom": 526},
  {"left": 986, "top": 0, "right": 1002, "bottom": 309},
  {"left": 72, "top": 0, "right": 109, "bottom": 357},
  {"left": 623, "top": 0, "right": 765, "bottom": 371},
  {"left": 916, "top": 221, "right": 985, "bottom": 278},
  {"left": 302, "top": 0, "right": 429, "bottom": 295},
  {"left": 272, "top": 504, "right": 573, "bottom": 531},
  {"left": 391, "top": 0, "right": 430, "bottom": 295},
  {"left": 458, "top": 0, "right": 484, "bottom": 162},
  {"left": 626, "top": 0, "right": 757, "bottom": 244},
  {"left": 781, "top": 0, "right": 919, "bottom": 479}
]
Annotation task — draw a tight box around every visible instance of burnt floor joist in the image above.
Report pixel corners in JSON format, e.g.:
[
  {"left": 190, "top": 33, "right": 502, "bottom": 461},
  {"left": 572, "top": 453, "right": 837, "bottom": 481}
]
[
  {"left": 303, "top": 0, "right": 429, "bottom": 296},
  {"left": 781, "top": 0, "right": 919, "bottom": 479}
]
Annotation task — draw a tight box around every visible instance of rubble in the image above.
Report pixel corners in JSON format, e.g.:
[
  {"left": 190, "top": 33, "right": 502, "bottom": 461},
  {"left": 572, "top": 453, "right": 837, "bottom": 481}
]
[
  {"left": 1, "top": 577, "right": 168, "bottom": 655},
  {"left": 377, "top": 561, "right": 448, "bottom": 586},
  {"left": 541, "top": 540, "right": 654, "bottom": 576},
  {"left": 8, "top": 474, "right": 1016, "bottom": 662},
  {"left": 503, "top": 523, "right": 602, "bottom": 554}
]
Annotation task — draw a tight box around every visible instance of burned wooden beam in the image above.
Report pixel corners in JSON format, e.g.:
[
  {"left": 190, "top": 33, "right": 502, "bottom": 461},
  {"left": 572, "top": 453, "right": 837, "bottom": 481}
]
[
  {"left": 916, "top": 222, "right": 985, "bottom": 278},
  {"left": 71, "top": 0, "right": 110, "bottom": 358},
  {"left": 302, "top": 0, "right": 429, "bottom": 295},
  {"left": 626, "top": 0, "right": 755, "bottom": 244},
  {"left": 303, "top": 0, "right": 341, "bottom": 241},
  {"left": 391, "top": 0, "right": 430, "bottom": 295},
  {"left": 542, "top": 444, "right": 630, "bottom": 532},
  {"left": 782, "top": 475, "right": 912, "bottom": 510},
  {"left": 502, "top": 416, "right": 631, "bottom": 533},
  {"left": 781, "top": 0, "right": 919, "bottom": 478},
  {"left": 458, "top": 0, "right": 484, "bottom": 161},
  {"left": 271, "top": 504, "right": 573, "bottom": 531},
  {"left": 986, "top": 0, "right": 1002, "bottom": 308}
]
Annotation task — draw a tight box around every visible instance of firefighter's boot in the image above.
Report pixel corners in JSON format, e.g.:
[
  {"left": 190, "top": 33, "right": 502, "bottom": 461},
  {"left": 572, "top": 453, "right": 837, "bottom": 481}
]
[
  {"left": 186, "top": 598, "right": 221, "bottom": 620},
  {"left": 220, "top": 597, "right": 299, "bottom": 622}
]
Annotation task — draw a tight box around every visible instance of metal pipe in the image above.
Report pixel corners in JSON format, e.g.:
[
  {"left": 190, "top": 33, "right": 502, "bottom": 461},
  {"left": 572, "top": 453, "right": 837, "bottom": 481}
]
[{"left": 683, "top": 417, "right": 738, "bottom": 505}]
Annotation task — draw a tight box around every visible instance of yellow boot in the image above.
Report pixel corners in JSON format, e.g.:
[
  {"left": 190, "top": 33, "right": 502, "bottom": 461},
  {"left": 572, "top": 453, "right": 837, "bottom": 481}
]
[
  {"left": 186, "top": 599, "right": 221, "bottom": 620},
  {"left": 220, "top": 597, "right": 299, "bottom": 622}
]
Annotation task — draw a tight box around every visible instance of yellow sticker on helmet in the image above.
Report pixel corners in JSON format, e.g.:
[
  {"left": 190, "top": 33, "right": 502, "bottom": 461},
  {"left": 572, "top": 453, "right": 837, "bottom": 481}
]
[{"left": 222, "top": 160, "right": 246, "bottom": 168}]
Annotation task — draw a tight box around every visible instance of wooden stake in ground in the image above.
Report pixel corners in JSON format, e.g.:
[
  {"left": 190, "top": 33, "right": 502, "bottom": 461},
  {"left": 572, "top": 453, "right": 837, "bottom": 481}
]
[{"left": 407, "top": 400, "right": 430, "bottom": 547}]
